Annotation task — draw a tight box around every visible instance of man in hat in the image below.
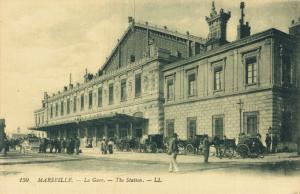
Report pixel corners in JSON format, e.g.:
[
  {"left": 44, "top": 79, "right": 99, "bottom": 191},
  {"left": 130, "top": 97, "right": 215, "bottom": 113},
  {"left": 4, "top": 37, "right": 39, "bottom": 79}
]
[
  {"left": 203, "top": 135, "right": 210, "bottom": 163},
  {"left": 265, "top": 133, "right": 271, "bottom": 153},
  {"left": 168, "top": 133, "right": 179, "bottom": 172},
  {"left": 100, "top": 137, "right": 107, "bottom": 154}
]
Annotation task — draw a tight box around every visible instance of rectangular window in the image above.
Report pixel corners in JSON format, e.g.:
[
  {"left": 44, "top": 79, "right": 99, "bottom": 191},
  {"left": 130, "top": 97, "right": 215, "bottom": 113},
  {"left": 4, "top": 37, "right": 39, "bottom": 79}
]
[
  {"left": 188, "top": 73, "right": 196, "bottom": 96},
  {"left": 66, "top": 99, "right": 70, "bottom": 114},
  {"left": 130, "top": 55, "right": 135, "bottom": 63},
  {"left": 55, "top": 103, "right": 58, "bottom": 117},
  {"left": 98, "top": 87, "right": 102, "bottom": 107},
  {"left": 214, "top": 66, "right": 222, "bottom": 91},
  {"left": 243, "top": 112, "right": 258, "bottom": 136},
  {"left": 73, "top": 96, "right": 77, "bottom": 113},
  {"left": 80, "top": 94, "right": 84, "bottom": 111},
  {"left": 167, "top": 79, "right": 174, "bottom": 101},
  {"left": 60, "top": 101, "right": 64, "bottom": 116},
  {"left": 109, "top": 83, "right": 114, "bottom": 105},
  {"left": 282, "top": 56, "right": 292, "bottom": 84},
  {"left": 187, "top": 117, "right": 197, "bottom": 139},
  {"left": 50, "top": 105, "right": 53, "bottom": 118},
  {"left": 121, "top": 79, "right": 127, "bottom": 102},
  {"left": 213, "top": 115, "right": 224, "bottom": 138},
  {"left": 166, "top": 119, "right": 175, "bottom": 138},
  {"left": 88, "top": 91, "right": 93, "bottom": 109},
  {"left": 246, "top": 57, "right": 257, "bottom": 85},
  {"left": 135, "top": 74, "right": 141, "bottom": 97}
]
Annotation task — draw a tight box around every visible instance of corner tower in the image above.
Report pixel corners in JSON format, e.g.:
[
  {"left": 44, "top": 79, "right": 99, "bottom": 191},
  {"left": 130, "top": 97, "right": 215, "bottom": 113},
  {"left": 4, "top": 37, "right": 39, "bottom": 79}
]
[{"left": 205, "top": 1, "right": 231, "bottom": 50}]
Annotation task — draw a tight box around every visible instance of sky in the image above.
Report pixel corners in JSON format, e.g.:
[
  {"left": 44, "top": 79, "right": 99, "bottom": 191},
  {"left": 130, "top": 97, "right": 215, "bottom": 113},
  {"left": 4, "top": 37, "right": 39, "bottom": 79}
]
[{"left": 0, "top": 0, "right": 299, "bottom": 134}]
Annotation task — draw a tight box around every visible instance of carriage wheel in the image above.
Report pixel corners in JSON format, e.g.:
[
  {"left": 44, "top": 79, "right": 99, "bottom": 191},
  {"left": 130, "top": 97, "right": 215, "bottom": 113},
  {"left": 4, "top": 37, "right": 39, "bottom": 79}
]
[
  {"left": 186, "top": 144, "right": 194, "bottom": 155},
  {"left": 236, "top": 144, "right": 249, "bottom": 158}
]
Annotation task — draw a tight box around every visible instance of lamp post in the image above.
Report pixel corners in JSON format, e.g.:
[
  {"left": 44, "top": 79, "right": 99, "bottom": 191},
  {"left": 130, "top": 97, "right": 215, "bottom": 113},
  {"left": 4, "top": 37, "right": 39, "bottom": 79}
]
[{"left": 237, "top": 99, "right": 244, "bottom": 134}]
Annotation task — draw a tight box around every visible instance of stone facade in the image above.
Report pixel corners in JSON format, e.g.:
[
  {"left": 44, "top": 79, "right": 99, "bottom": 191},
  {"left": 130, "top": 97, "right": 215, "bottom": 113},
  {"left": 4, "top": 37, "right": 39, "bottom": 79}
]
[
  {"left": 32, "top": 2, "right": 300, "bottom": 149},
  {"left": 164, "top": 90, "right": 273, "bottom": 140},
  {"left": 163, "top": 19, "right": 300, "bottom": 147}
]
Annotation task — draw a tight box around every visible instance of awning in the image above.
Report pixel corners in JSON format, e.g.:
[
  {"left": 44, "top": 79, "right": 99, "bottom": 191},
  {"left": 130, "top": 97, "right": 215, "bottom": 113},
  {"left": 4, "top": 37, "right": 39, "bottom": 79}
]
[{"left": 29, "top": 113, "right": 147, "bottom": 131}]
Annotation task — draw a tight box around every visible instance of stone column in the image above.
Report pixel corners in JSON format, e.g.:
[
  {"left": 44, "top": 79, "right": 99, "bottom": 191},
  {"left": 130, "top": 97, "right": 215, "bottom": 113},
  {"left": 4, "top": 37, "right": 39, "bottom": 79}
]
[
  {"left": 94, "top": 128, "right": 97, "bottom": 146},
  {"left": 104, "top": 124, "right": 108, "bottom": 138},
  {"left": 130, "top": 122, "right": 133, "bottom": 138},
  {"left": 85, "top": 128, "right": 88, "bottom": 147},
  {"left": 116, "top": 123, "right": 119, "bottom": 138}
]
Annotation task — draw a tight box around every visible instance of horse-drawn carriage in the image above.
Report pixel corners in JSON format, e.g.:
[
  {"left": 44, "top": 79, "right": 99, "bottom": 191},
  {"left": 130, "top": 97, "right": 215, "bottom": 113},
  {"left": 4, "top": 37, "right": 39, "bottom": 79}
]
[
  {"left": 236, "top": 135, "right": 265, "bottom": 158},
  {"left": 115, "top": 134, "right": 165, "bottom": 153},
  {"left": 175, "top": 135, "right": 208, "bottom": 155},
  {"left": 210, "top": 137, "right": 237, "bottom": 158}
]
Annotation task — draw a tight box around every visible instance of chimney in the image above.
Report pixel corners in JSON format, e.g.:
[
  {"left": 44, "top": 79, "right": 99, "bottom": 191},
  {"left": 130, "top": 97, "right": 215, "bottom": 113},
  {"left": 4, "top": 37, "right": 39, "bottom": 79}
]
[{"left": 237, "top": 2, "right": 251, "bottom": 40}]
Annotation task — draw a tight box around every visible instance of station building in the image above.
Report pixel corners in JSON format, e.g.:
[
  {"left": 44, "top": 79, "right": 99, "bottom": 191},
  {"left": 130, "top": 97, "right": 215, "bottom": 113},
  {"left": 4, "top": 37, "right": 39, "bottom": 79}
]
[{"left": 32, "top": 2, "right": 300, "bottom": 148}]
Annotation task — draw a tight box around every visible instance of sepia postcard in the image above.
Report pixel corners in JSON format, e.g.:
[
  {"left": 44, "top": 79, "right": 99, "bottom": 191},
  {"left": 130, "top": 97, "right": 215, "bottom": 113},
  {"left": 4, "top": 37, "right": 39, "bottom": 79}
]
[{"left": 0, "top": 0, "right": 300, "bottom": 193}]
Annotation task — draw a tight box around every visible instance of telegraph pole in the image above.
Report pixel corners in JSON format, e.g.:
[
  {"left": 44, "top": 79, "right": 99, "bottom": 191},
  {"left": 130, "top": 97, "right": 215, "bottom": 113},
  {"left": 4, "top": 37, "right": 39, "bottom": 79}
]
[{"left": 237, "top": 99, "right": 244, "bottom": 134}]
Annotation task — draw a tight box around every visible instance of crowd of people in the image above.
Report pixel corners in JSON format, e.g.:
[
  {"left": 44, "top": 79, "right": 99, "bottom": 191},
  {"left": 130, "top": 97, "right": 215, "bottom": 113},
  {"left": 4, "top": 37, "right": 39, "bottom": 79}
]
[
  {"left": 100, "top": 137, "right": 115, "bottom": 154},
  {"left": 38, "top": 137, "right": 81, "bottom": 155}
]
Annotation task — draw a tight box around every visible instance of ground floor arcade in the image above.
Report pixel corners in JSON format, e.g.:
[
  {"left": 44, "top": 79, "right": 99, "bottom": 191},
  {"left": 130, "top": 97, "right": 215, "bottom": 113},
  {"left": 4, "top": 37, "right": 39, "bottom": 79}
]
[{"left": 33, "top": 113, "right": 148, "bottom": 148}]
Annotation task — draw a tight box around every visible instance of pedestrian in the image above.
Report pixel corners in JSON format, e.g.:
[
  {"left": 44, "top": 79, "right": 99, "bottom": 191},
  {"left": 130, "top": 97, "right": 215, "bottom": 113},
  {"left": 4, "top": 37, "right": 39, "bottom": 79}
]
[
  {"left": 70, "top": 138, "right": 75, "bottom": 154},
  {"left": 57, "top": 138, "right": 62, "bottom": 153},
  {"left": 272, "top": 134, "right": 278, "bottom": 153},
  {"left": 49, "top": 139, "right": 54, "bottom": 153},
  {"left": 66, "top": 138, "right": 71, "bottom": 154},
  {"left": 100, "top": 138, "right": 107, "bottom": 154},
  {"left": 265, "top": 133, "right": 271, "bottom": 153},
  {"left": 61, "top": 138, "right": 66, "bottom": 153},
  {"left": 203, "top": 135, "right": 210, "bottom": 163},
  {"left": 213, "top": 135, "right": 221, "bottom": 158},
  {"left": 75, "top": 137, "right": 81, "bottom": 155},
  {"left": 107, "top": 138, "right": 114, "bottom": 154},
  {"left": 53, "top": 138, "right": 58, "bottom": 153},
  {"left": 168, "top": 133, "right": 179, "bottom": 172}
]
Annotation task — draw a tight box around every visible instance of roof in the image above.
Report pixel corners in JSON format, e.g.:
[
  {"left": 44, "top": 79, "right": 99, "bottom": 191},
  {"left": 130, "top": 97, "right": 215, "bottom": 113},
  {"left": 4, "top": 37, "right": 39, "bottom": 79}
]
[{"left": 99, "top": 19, "right": 206, "bottom": 72}]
